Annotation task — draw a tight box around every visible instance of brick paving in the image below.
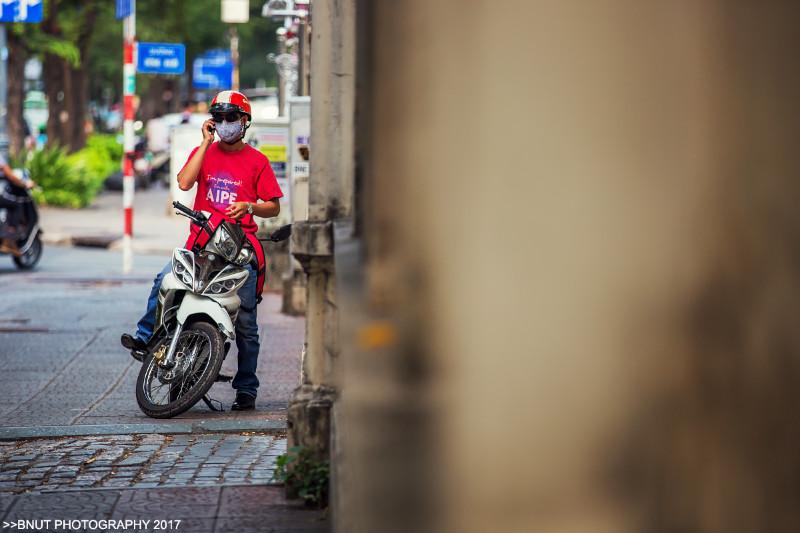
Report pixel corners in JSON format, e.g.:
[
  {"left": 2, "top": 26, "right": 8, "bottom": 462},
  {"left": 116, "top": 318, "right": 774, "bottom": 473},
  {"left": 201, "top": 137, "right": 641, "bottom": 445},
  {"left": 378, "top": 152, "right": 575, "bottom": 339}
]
[{"left": 0, "top": 434, "right": 286, "bottom": 494}]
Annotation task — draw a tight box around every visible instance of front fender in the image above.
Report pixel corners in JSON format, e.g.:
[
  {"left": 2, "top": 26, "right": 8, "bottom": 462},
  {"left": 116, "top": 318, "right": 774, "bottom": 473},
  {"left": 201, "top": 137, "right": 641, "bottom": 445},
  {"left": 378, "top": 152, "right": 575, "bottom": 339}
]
[{"left": 177, "top": 292, "right": 236, "bottom": 339}]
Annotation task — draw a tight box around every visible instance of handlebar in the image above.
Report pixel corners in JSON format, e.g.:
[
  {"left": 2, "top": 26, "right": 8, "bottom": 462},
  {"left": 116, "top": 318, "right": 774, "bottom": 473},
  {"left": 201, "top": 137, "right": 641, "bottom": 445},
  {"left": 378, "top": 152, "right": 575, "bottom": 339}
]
[
  {"left": 172, "top": 201, "right": 211, "bottom": 233},
  {"left": 172, "top": 201, "right": 197, "bottom": 218},
  {"left": 173, "top": 201, "right": 208, "bottom": 222}
]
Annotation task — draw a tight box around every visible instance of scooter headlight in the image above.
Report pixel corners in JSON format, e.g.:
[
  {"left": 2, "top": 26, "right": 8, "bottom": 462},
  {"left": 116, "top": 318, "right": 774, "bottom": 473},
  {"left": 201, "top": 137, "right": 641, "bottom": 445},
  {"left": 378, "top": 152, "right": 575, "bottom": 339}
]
[
  {"left": 202, "top": 266, "right": 249, "bottom": 297},
  {"left": 208, "top": 282, "right": 225, "bottom": 294},
  {"left": 213, "top": 225, "right": 239, "bottom": 262},
  {"left": 172, "top": 249, "right": 195, "bottom": 289}
]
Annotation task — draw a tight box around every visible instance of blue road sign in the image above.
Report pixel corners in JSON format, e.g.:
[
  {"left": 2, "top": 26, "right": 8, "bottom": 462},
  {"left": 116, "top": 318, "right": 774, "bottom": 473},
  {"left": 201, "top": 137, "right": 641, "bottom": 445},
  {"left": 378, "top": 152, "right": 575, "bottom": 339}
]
[
  {"left": 193, "top": 49, "right": 233, "bottom": 90},
  {"left": 116, "top": 0, "right": 132, "bottom": 20},
  {"left": 137, "top": 42, "right": 185, "bottom": 75},
  {"left": 0, "top": 0, "right": 44, "bottom": 23}
]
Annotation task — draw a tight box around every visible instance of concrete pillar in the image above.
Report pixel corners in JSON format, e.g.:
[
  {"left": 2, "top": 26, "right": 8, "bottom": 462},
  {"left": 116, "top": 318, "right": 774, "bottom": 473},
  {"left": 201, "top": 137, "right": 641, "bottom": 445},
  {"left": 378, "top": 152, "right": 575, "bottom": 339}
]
[
  {"left": 287, "top": 0, "right": 355, "bottom": 488},
  {"left": 307, "top": 0, "right": 355, "bottom": 222},
  {"left": 335, "top": 1, "right": 800, "bottom": 532}
]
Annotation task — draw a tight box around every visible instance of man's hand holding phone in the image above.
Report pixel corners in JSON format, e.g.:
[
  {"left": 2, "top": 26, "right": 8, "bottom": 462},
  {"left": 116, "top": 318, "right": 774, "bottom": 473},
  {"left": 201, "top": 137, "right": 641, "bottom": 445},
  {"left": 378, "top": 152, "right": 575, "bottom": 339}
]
[{"left": 202, "top": 119, "right": 216, "bottom": 144}]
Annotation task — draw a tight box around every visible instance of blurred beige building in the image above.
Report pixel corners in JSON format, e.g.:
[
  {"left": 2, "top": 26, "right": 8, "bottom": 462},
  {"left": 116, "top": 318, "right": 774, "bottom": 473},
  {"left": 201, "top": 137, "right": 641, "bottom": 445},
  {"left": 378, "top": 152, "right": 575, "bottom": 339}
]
[{"left": 288, "top": 1, "right": 800, "bottom": 532}]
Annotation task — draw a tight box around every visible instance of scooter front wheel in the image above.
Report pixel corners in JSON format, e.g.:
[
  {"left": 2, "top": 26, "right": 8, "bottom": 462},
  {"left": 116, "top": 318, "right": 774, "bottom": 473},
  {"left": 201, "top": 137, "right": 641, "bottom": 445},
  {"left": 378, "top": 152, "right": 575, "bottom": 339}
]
[{"left": 136, "top": 321, "right": 225, "bottom": 419}]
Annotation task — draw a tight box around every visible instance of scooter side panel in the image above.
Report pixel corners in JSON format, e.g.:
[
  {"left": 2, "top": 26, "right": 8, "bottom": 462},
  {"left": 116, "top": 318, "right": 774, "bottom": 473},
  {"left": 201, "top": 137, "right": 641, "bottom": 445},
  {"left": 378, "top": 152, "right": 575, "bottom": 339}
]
[
  {"left": 161, "top": 271, "right": 185, "bottom": 291},
  {"left": 162, "top": 272, "right": 241, "bottom": 312},
  {"left": 176, "top": 292, "right": 236, "bottom": 339}
]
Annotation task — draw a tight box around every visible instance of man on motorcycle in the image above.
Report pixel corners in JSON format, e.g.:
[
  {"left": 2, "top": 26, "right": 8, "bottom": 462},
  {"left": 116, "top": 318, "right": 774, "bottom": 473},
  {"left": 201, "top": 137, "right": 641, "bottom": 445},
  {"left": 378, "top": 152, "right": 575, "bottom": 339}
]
[
  {"left": 121, "top": 90, "right": 283, "bottom": 411},
  {"left": 0, "top": 153, "right": 36, "bottom": 254}
]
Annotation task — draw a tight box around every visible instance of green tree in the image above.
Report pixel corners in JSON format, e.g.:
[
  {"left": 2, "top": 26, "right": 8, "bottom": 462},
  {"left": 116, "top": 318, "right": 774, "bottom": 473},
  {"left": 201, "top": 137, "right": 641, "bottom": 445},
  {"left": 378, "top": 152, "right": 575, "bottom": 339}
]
[
  {"left": 6, "top": 0, "right": 281, "bottom": 156},
  {"left": 105, "top": 1, "right": 279, "bottom": 117},
  {"left": 5, "top": 1, "right": 80, "bottom": 156},
  {"left": 41, "top": 0, "right": 103, "bottom": 152},
  {"left": 237, "top": 4, "right": 281, "bottom": 89}
]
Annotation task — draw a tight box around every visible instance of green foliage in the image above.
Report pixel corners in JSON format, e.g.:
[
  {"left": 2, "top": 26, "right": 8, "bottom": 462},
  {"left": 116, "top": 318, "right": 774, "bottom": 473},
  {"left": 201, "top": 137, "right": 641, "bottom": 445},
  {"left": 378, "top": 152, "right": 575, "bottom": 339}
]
[
  {"left": 237, "top": 5, "right": 281, "bottom": 88},
  {"left": 9, "top": 12, "right": 81, "bottom": 66},
  {"left": 17, "top": 28, "right": 81, "bottom": 67},
  {"left": 85, "top": 1, "right": 122, "bottom": 103},
  {"left": 271, "top": 446, "right": 330, "bottom": 508},
  {"left": 87, "top": 0, "right": 280, "bottom": 103},
  {"left": 26, "top": 147, "right": 94, "bottom": 208},
  {"left": 65, "top": 134, "right": 123, "bottom": 185},
  {"left": 23, "top": 135, "right": 121, "bottom": 208}
]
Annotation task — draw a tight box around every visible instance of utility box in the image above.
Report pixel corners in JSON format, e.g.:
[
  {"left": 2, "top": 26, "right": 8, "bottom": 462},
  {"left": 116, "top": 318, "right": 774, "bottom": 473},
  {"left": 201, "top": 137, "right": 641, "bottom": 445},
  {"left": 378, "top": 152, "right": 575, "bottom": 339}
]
[
  {"left": 288, "top": 96, "right": 310, "bottom": 222},
  {"left": 247, "top": 117, "right": 291, "bottom": 227}
]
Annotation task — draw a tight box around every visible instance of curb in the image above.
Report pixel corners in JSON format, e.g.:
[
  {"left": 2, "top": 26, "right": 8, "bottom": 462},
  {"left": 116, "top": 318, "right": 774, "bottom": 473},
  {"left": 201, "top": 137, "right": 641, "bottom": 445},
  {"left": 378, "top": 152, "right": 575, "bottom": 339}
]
[
  {"left": 42, "top": 235, "right": 174, "bottom": 256},
  {"left": 41, "top": 232, "right": 73, "bottom": 246},
  {"left": 0, "top": 419, "right": 287, "bottom": 441}
]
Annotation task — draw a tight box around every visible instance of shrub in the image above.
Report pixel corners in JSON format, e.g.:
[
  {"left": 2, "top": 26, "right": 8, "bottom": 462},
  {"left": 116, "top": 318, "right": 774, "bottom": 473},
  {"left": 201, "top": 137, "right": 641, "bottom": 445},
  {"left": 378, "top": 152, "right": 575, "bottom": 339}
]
[
  {"left": 271, "top": 446, "right": 330, "bottom": 507},
  {"left": 26, "top": 146, "right": 97, "bottom": 208},
  {"left": 24, "top": 135, "right": 122, "bottom": 208},
  {"left": 66, "top": 134, "right": 123, "bottom": 184}
]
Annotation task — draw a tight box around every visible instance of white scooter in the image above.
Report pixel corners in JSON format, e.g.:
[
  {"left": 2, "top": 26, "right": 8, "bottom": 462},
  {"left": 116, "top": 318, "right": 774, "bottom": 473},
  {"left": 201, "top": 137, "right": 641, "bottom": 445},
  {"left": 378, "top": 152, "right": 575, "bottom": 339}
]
[{"left": 135, "top": 201, "right": 290, "bottom": 418}]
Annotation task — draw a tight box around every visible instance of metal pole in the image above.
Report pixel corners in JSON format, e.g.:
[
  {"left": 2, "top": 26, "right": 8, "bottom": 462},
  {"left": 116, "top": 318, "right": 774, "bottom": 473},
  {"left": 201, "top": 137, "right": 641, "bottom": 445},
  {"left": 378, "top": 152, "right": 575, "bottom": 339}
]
[
  {"left": 230, "top": 25, "right": 239, "bottom": 91},
  {"left": 0, "top": 25, "right": 8, "bottom": 160},
  {"left": 122, "top": 1, "right": 136, "bottom": 273},
  {"left": 298, "top": 20, "right": 309, "bottom": 96},
  {"left": 276, "top": 31, "right": 286, "bottom": 116}
]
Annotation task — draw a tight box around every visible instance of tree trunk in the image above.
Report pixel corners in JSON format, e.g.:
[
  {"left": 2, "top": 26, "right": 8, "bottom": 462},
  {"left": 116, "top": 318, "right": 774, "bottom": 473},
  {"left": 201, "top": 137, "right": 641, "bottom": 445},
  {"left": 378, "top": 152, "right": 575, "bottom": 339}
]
[
  {"left": 67, "top": 66, "right": 88, "bottom": 152},
  {"left": 140, "top": 77, "right": 162, "bottom": 122},
  {"left": 44, "top": 54, "right": 70, "bottom": 150},
  {"left": 42, "top": 0, "right": 68, "bottom": 150},
  {"left": 42, "top": 0, "right": 99, "bottom": 153},
  {"left": 6, "top": 30, "right": 28, "bottom": 157},
  {"left": 66, "top": 2, "right": 99, "bottom": 152}
]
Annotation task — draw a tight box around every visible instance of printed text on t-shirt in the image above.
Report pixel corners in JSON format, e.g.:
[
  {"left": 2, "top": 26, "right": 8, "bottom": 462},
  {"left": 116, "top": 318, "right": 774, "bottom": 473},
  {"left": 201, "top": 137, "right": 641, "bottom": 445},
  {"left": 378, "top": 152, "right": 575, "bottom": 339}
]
[{"left": 205, "top": 174, "right": 243, "bottom": 207}]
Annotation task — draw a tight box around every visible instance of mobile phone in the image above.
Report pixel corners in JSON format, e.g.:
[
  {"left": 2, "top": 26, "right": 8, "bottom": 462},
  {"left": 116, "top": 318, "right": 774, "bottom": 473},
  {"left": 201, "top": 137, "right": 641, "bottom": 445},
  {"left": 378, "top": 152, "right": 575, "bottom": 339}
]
[{"left": 206, "top": 123, "right": 216, "bottom": 136}]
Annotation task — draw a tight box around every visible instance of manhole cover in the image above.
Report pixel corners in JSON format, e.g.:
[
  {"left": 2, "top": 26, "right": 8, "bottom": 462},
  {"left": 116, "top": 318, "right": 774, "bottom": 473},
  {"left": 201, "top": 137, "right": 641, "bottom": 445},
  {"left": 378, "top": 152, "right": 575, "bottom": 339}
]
[
  {"left": 71, "top": 234, "right": 120, "bottom": 248},
  {"left": 0, "top": 326, "right": 50, "bottom": 333}
]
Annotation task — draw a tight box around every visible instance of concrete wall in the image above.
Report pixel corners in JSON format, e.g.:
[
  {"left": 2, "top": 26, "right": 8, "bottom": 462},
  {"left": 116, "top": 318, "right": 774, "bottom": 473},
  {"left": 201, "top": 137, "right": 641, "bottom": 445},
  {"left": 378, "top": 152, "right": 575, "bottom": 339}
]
[{"left": 335, "top": 1, "right": 800, "bottom": 532}]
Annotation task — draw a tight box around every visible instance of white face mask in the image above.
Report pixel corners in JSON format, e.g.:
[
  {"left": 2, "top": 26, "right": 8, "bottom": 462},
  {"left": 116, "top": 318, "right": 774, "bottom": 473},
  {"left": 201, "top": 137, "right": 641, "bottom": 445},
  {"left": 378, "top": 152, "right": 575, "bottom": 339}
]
[{"left": 216, "top": 119, "right": 243, "bottom": 143}]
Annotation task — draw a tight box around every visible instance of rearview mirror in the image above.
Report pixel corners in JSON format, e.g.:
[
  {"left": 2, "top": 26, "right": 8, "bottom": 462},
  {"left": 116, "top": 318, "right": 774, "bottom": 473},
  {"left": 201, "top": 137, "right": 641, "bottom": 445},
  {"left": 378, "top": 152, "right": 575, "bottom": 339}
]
[{"left": 269, "top": 224, "right": 292, "bottom": 242}]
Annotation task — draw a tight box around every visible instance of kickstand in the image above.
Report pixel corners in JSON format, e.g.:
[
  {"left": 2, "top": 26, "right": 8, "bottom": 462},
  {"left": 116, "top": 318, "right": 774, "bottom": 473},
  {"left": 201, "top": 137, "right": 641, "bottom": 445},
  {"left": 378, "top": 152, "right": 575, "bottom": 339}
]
[{"left": 202, "top": 395, "right": 225, "bottom": 412}]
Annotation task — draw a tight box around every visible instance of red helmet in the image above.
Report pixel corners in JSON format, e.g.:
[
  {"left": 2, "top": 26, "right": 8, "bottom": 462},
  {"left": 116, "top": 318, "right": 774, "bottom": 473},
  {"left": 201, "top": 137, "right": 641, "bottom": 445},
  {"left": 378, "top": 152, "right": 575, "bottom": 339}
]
[{"left": 209, "top": 90, "right": 252, "bottom": 119}]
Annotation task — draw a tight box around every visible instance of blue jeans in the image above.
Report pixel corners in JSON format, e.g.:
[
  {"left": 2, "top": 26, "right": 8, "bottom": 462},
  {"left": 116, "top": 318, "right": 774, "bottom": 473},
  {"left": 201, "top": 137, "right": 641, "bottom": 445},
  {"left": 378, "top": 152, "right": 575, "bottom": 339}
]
[{"left": 135, "top": 262, "right": 261, "bottom": 398}]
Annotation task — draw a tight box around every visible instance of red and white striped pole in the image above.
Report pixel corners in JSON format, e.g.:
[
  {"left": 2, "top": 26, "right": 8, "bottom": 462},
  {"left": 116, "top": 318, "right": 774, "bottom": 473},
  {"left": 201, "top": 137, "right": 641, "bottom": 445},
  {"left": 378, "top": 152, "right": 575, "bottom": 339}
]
[{"left": 122, "top": 0, "right": 136, "bottom": 273}]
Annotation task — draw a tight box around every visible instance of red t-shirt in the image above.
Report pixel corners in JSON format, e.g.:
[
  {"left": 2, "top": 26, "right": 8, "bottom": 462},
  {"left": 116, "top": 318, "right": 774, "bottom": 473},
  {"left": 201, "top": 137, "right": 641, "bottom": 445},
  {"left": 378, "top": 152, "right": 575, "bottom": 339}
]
[{"left": 180, "top": 142, "right": 283, "bottom": 241}]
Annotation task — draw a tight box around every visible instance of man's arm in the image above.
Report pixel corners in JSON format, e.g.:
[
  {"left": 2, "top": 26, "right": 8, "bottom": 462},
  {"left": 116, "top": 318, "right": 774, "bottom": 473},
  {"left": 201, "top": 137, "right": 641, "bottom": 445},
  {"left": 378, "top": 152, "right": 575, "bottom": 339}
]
[
  {"left": 252, "top": 199, "right": 280, "bottom": 218},
  {"left": 226, "top": 198, "right": 280, "bottom": 220},
  {"left": 177, "top": 119, "right": 215, "bottom": 191},
  {"left": 1, "top": 163, "right": 33, "bottom": 189}
]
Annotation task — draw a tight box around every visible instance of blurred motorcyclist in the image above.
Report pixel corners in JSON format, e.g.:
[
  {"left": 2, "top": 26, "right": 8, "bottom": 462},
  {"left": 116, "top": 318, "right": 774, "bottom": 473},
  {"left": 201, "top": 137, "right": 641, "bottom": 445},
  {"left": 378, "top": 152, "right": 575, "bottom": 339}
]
[{"left": 0, "top": 153, "right": 36, "bottom": 252}]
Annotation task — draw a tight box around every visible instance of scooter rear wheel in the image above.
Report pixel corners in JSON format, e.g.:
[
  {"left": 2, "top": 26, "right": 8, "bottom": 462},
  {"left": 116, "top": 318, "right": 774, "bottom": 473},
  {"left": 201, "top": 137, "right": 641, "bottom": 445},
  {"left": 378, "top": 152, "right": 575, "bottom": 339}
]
[{"left": 136, "top": 321, "right": 225, "bottom": 419}]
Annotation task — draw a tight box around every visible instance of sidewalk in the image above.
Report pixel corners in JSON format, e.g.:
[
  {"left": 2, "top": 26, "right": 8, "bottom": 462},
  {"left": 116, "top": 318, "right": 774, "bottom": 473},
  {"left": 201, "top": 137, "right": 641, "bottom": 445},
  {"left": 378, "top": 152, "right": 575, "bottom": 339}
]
[
  {"left": 1, "top": 485, "right": 327, "bottom": 532},
  {"left": 0, "top": 245, "right": 322, "bottom": 531},
  {"left": 39, "top": 184, "right": 188, "bottom": 255}
]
